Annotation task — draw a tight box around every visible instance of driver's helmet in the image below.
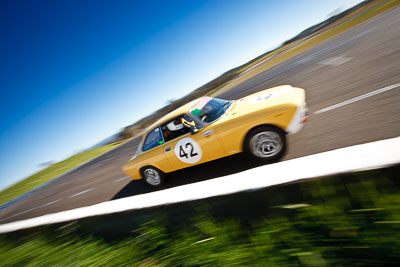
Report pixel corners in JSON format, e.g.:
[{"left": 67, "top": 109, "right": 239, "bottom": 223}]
[{"left": 167, "top": 119, "right": 184, "bottom": 131}]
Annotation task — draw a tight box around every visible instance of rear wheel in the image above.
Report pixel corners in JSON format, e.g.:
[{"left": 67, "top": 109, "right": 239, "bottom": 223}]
[
  {"left": 244, "top": 126, "right": 286, "bottom": 161},
  {"left": 141, "top": 166, "right": 166, "bottom": 187}
]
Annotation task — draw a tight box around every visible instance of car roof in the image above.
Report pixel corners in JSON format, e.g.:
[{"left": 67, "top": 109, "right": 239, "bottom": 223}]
[{"left": 143, "top": 97, "right": 202, "bottom": 134}]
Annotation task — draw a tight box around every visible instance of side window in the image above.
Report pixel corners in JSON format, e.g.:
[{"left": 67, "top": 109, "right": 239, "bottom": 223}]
[
  {"left": 161, "top": 115, "right": 191, "bottom": 142},
  {"left": 142, "top": 127, "right": 163, "bottom": 152}
]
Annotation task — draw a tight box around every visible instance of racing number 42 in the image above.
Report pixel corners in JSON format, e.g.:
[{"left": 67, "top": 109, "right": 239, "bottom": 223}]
[
  {"left": 179, "top": 143, "right": 198, "bottom": 158},
  {"left": 174, "top": 137, "right": 203, "bottom": 164}
]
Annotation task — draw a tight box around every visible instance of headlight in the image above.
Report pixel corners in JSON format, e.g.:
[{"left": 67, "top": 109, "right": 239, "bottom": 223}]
[{"left": 130, "top": 155, "right": 138, "bottom": 160}]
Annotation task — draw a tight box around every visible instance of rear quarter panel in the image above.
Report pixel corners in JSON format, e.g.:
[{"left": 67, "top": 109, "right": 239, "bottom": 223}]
[{"left": 123, "top": 140, "right": 173, "bottom": 180}]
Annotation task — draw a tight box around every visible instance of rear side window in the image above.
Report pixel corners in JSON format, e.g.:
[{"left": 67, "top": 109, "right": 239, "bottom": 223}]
[{"left": 142, "top": 127, "right": 163, "bottom": 152}]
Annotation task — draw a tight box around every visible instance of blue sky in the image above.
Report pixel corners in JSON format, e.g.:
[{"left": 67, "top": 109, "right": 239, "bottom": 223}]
[{"left": 0, "top": 0, "right": 363, "bottom": 190}]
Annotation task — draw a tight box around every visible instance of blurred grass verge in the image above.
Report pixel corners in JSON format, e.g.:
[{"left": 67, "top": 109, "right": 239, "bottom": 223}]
[
  {"left": 0, "top": 141, "right": 125, "bottom": 206},
  {"left": 1, "top": 164, "right": 399, "bottom": 266}
]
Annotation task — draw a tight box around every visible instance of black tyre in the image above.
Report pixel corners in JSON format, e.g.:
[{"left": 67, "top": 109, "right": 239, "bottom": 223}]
[
  {"left": 141, "top": 166, "right": 166, "bottom": 187},
  {"left": 244, "top": 126, "right": 286, "bottom": 161}
]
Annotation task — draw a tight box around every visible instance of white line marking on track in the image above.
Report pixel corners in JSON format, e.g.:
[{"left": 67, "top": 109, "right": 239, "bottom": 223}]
[
  {"left": 68, "top": 188, "right": 94, "bottom": 199},
  {"left": 318, "top": 56, "right": 353, "bottom": 66},
  {"left": 42, "top": 199, "right": 61, "bottom": 207},
  {"left": 314, "top": 83, "right": 400, "bottom": 114},
  {"left": 113, "top": 176, "right": 129, "bottom": 183},
  {"left": 0, "top": 199, "right": 61, "bottom": 222}
]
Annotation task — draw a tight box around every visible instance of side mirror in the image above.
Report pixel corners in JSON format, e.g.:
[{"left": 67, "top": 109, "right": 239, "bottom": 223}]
[{"left": 190, "top": 125, "right": 199, "bottom": 134}]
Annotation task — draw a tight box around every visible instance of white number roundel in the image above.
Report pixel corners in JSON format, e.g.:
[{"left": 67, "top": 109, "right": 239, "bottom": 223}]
[{"left": 174, "top": 137, "right": 202, "bottom": 164}]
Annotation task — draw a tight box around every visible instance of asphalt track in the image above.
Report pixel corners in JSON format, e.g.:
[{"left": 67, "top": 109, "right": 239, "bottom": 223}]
[{"left": 1, "top": 6, "right": 399, "bottom": 224}]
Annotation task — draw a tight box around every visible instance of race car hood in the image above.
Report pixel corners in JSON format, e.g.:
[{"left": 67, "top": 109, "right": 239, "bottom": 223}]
[{"left": 224, "top": 85, "right": 305, "bottom": 118}]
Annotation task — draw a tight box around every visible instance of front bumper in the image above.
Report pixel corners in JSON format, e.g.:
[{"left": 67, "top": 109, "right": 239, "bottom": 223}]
[{"left": 285, "top": 103, "right": 308, "bottom": 134}]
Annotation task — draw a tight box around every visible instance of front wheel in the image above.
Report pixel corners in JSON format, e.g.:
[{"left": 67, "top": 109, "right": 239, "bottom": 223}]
[
  {"left": 141, "top": 166, "right": 166, "bottom": 187},
  {"left": 244, "top": 126, "right": 286, "bottom": 162}
]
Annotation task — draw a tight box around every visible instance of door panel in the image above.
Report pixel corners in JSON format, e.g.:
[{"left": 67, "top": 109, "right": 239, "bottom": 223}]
[{"left": 163, "top": 127, "right": 225, "bottom": 171}]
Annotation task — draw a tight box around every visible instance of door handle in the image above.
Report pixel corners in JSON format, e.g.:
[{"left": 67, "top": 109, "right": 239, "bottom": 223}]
[
  {"left": 202, "top": 129, "right": 213, "bottom": 136},
  {"left": 165, "top": 147, "right": 171, "bottom": 152}
]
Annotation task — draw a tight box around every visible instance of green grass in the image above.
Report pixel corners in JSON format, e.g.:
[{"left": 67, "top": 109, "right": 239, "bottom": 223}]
[
  {"left": 1, "top": 166, "right": 400, "bottom": 266},
  {"left": 0, "top": 142, "right": 124, "bottom": 206}
]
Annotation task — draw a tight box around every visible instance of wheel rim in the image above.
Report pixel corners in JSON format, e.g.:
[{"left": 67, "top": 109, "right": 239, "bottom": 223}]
[
  {"left": 249, "top": 131, "right": 282, "bottom": 158},
  {"left": 144, "top": 168, "right": 161, "bottom": 186}
]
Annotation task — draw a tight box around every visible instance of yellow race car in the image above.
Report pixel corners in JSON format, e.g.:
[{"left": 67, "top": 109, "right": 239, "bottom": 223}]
[{"left": 123, "top": 85, "right": 308, "bottom": 186}]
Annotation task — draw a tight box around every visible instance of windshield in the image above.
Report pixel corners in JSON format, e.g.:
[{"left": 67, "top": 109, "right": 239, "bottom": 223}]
[{"left": 190, "top": 97, "right": 232, "bottom": 123}]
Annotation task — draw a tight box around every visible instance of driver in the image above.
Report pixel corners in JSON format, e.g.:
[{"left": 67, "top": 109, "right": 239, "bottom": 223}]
[
  {"left": 164, "top": 119, "right": 186, "bottom": 141},
  {"left": 167, "top": 119, "right": 184, "bottom": 131}
]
